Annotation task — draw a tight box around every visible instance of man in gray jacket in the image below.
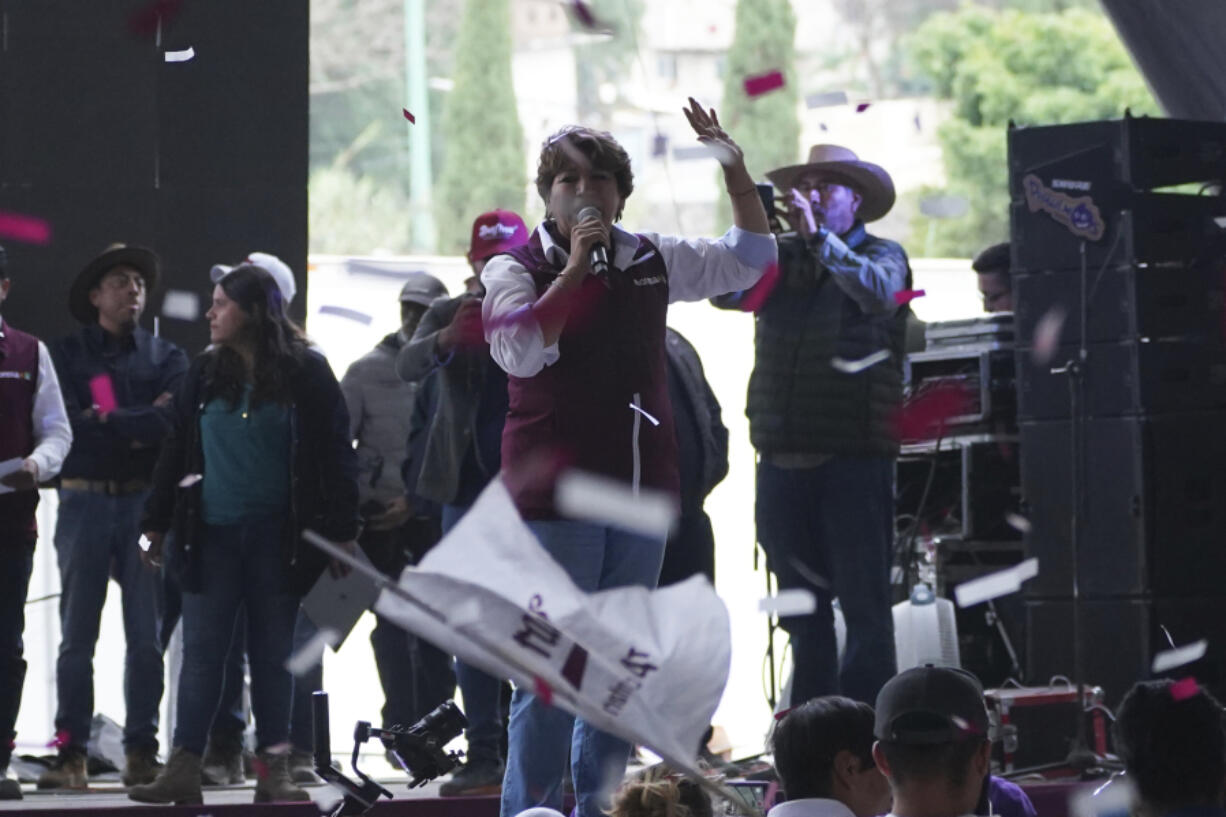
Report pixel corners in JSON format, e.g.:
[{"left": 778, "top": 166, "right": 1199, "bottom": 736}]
[{"left": 396, "top": 209, "right": 528, "bottom": 796}]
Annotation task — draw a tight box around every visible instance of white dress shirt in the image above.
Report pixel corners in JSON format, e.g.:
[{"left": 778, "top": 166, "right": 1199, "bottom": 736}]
[
  {"left": 768, "top": 797, "right": 860, "bottom": 817},
  {"left": 481, "top": 222, "right": 777, "bottom": 378},
  {"left": 1, "top": 318, "right": 73, "bottom": 481}
]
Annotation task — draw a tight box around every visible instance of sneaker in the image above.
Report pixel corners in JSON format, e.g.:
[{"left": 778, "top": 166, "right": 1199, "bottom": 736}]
[
  {"left": 121, "top": 746, "right": 162, "bottom": 787},
  {"left": 438, "top": 758, "right": 504, "bottom": 797},
  {"left": 0, "top": 767, "right": 21, "bottom": 800},
  {"left": 36, "top": 747, "right": 88, "bottom": 790},
  {"left": 288, "top": 749, "right": 319, "bottom": 784}
]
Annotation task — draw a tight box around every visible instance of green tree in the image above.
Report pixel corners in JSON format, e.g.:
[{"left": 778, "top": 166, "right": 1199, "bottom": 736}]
[
  {"left": 433, "top": 0, "right": 526, "bottom": 254},
  {"left": 309, "top": 165, "right": 412, "bottom": 254},
  {"left": 716, "top": 0, "right": 801, "bottom": 229},
  {"left": 905, "top": 5, "right": 1158, "bottom": 256}
]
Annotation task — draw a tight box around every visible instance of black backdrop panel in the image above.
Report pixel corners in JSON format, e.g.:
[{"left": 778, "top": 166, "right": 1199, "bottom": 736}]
[
  {"left": 156, "top": 0, "right": 309, "bottom": 187},
  {"left": 0, "top": 0, "right": 157, "bottom": 188},
  {"left": 1, "top": 186, "right": 157, "bottom": 342}
]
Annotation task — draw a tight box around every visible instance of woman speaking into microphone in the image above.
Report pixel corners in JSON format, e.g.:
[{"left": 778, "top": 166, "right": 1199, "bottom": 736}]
[{"left": 479, "top": 98, "right": 777, "bottom": 817}]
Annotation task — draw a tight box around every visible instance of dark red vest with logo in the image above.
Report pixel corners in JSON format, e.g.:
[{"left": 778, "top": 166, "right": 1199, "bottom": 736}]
[
  {"left": 500, "top": 230, "right": 679, "bottom": 519},
  {"left": 0, "top": 322, "right": 41, "bottom": 539}
]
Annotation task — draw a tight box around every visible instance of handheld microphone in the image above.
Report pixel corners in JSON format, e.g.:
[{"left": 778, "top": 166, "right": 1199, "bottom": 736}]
[{"left": 576, "top": 206, "right": 610, "bottom": 277}]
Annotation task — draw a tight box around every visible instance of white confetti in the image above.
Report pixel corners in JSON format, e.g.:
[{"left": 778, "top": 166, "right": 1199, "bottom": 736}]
[
  {"left": 758, "top": 589, "right": 816, "bottom": 617},
  {"left": 138, "top": 534, "right": 153, "bottom": 552},
  {"left": 285, "top": 628, "right": 340, "bottom": 677},
  {"left": 1070, "top": 773, "right": 1135, "bottom": 817},
  {"left": 164, "top": 47, "right": 195, "bottom": 62},
  {"left": 1152, "top": 639, "right": 1208, "bottom": 673},
  {"left": 1032, "top": 306, "right": 1067, "bottom": 365},
  {"left": 890, "top": 566, "right": 904, "bottom": 585},
  {"left": 178, "top": 473, "right": 203, "bottom": 488},
  {"left": 161, "top": 289, "right": 201, "bottom": 321},
  {"left": 954, "top": 558, "right": 1039, "bottom": 607},
  {"left": 309, "top": 783, "right": 345, "bottom": 813},
  {"left": 628, "top": 402, "right": 660, "bottom": 426},
  {"left": 554, "top": 469, "right": 676, "bottom": 540},
  {"left": 831, "top": 349, "right": 891, "bottom": 374},
  {"left": 804, "top": 90, "right": 849, "bottom": 109},
  {"left": 1005, "top": 513, "right": 1031, "bottom": 533}
]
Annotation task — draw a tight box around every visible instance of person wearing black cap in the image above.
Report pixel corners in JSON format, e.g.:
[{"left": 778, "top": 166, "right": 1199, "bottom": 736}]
[
  {"left": 971, "top": 243, "right": 1012, "bottom": 313},
  {"left": 0, "top": 244, "right": 73, "bottom": 801},
  {"left": 40, "top": 245, "right": 188, "bottom": 790}
]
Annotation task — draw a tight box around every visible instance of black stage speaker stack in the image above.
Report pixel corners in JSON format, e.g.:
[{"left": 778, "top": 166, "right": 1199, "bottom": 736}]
[
  {"left": 0, "top": 0, "right": 309, "bottom": 353},
  {"left": 1009, "top": 114, "right": 1226, "bottom": 707}
]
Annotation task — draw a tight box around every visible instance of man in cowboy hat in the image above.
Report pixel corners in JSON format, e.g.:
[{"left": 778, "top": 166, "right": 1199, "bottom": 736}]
[
  {"left": 717, "top": 144, "right": 912, "bottom": 708},
  {"left": 40, "top": 244, "right": 188, "bottom": 790}
]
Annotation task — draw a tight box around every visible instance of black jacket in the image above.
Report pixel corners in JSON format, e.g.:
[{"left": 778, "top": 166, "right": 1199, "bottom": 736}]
[
  {"left": 142, "top": 347, "right": 361, "bottom": 595},
  {"left": 664, "top": 328, "right": 729, "bottom": 507}
]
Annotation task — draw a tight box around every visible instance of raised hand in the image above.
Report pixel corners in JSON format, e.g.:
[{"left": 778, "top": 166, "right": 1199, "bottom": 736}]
[{"left": 682, "top": 97, "right": 744, "bottom": 169}]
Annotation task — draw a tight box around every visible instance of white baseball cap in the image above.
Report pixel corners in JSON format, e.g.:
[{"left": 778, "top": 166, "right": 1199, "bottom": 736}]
[{"left": 210, "top": 251, "right": 297, "bottom": 304}]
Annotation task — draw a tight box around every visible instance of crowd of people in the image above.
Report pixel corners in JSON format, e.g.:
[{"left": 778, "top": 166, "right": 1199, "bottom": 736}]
[{"left": 1, "top": 94, "right": 1217, "bottom": 817}]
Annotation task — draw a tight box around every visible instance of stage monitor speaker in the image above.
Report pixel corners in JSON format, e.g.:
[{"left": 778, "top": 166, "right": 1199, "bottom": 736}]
[
  {"left": 1019, "top": 411, "right": 1226, "bottom": 597},
  {"left": 1025, "top": 596, "right": 1226, "bottom": 709}
]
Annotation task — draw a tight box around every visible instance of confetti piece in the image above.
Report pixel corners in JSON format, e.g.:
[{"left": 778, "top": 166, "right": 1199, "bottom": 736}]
[
  {"left": 161, "top": 288, "right": 200, "bottom": 321},
  {"left": 787, "top": 556, "right": 831, "bottom": 591},
  {"left": 919, "top": 194, "right": 969, "bottom": 219},
  {"left": 47, "top": 729, "right": 71, "bottom": 748},
  {"left": 743, "top": 70, "right": 785, "bottom": 98},
  {"left": 138, "top": 534, "right": 153, "bottom": 552},
  {"left": 954, "top": 558, "right": 1039, "bottom": 607},
  {"left": 628, "top": 402, "right": 660, "bottom": 426},
  {"left": 252, "top": 754, "right": 269, "bottom": 780},
  {"left": 310, "top": 783, "right": 345, "bottom": 812},
  {"left": 554, "top": 469, "right": 677, "bottom": 540},
  {"left": 534, "top": 676, "right": 554, "bottom": 707},
  {"left": 0, "top": 210, "right": 52, "bottom": 245},
  {"left": 1170, "top": 677, "right": 1201, "bottom": 701},
  {"left": 739, "top": 262, "right": 780, "bottom": 313},
  {"left": 89, "top": 373, "right": 118, "bottom": 414},
  {"left": 164, "top": 46, "right": 195, "bottom": 62},
  {"left": 672, "top": 145, "right": 715, "bottom": 161},
  {"left": 651, "top": 132, "right": 668, "bottom": 158},
  {"left": 402, "top": 108, "right": 415, "bottom": 124},
  {"left": 1153, "top": 639, "right": 1208, "bottom": 673},
  {"left": 1032, "top": 305, "right": 1067, "bottom": 364},
  {"left": 890, "top": 566, "right": 904, "bottom": 585},
  {"left": 831, "top": 349, "right": 890, "bottom": 374},
  {"left": 895, "top": 382, "right": 973, "bottom": 441},
  {"left": 569, "top": 0, "right": 603, "bottom": 29},
  {"left": 805, "top": 90, "right": 848, "bottom": 109},
  {"left": 893, "top": 289, "right": 926, "bottom": 306},
  {"left": 318, "top": 305, "right": 374, "bottom": 325},
  {"left": 128, "top": 0, "right": 184, "bottom": 35},
  {"left": 758, "top": 589, "right": 816, "bottom": 617},
  {"left": 285, "top": 628, "right": 340, "bottom": 677},
  {"left": 178, "top": 473, "right": 203, "bottom": 488},
  {"left": 773, "top": 707, "right": 794, "bottom": 721},
  {"left": 1070, "top": 773, "right": 1135, "bottom": 817},
  {"left": 1005, "top": 513, "right": 1031, "bottom": 533},
  {"left": 855, "top": 102, "right": 872, "bottom": 113}
]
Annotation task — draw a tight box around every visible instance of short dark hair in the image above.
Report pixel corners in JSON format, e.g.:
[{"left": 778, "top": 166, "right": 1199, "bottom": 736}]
[
  {"left": 877, "top": 735, "right": 986, "bottom": 789},
  {"left": 1115, "top": 680, "right": 1226, "bottom": 811},
  {"left": 971, "top": 242, "right": 1010, "bottom": 274},
  {"left": 770, "top": 696, "right": 876, "bottom": 799},
  {"left": 535, "top": 125, "right": 634, "bottom": 219}
]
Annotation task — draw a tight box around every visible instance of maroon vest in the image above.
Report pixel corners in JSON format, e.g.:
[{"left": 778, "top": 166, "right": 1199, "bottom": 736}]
[
  {"left": 500, "top": 230, "right": 679, "bottom": 519},
  {"left": 0, "top": 321, "right": 41, "bottom": 538}
]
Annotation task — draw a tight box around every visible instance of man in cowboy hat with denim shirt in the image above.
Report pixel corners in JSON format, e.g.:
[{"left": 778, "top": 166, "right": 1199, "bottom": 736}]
[
  {"left": 716, "top": 144, "right": 911, "bottom": 708},
  {"left": 41, "top": 244, "right": 188, "bottom": 789}
]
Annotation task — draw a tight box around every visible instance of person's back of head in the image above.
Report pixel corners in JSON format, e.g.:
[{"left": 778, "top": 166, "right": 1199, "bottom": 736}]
[
  {"left": 1115, "top": 680, "right": 1226, "bottom": 817},
  {"left": 872, "top": 667, "right": 992, "bottom": 817},
  {"left": 771, "top": 696, "right": 890, "bottom": 817},
  {"left": 608, "top": 767, "right": 712, "bottom": 817}
]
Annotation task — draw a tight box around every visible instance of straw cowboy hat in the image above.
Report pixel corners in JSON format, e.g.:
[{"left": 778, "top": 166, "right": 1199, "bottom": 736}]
[
  {"left": 766, "top": 144, "right": 896, "bottom": 223},
  {"left": 69, "top": 243, "right": 160, "bottom": 324}
]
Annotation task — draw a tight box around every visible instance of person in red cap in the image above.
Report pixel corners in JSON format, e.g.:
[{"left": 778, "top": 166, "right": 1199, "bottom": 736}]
[{"left": 394, "top": 209, "right": 529, "bottom": 796}]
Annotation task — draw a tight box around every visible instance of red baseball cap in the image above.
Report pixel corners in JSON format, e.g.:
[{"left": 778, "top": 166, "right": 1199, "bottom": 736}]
[{"left": 469, "top": 210, "right": 529, "bottom": 262}]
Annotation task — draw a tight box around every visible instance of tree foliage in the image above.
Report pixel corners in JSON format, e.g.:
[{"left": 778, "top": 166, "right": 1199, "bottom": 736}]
[
  {"left": 308, "top": 165, "right": 412, "bottom": 254},
  {"left": 715, "top": 0, "right": 801, "bottom": 229},
  {"left": 905, "top": 5, "right": 1158, "bottom": 256},
  {"left": 433, "top": 0, "right": 527, "bottom": 254}
]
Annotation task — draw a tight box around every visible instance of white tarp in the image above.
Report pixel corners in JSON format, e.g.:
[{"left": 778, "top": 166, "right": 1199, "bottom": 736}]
[{"left": 371, "top": 477, "right": 731, "bottom": 771}]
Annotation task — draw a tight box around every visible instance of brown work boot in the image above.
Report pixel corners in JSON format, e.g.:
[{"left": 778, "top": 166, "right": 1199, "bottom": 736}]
[
  {"left": 200, "top": 737, "right": 245, "bottom": 786},
  {"left": 36, "top": 747, "right": 87, "bottom": 790},
  {"left": 253, "top": 750, "right": 310, "bottom": 803},
  {"left": 121, "top": 745, "right": 162, "bottom": 786},
  {"left": 127, "top": 746, "right": 203, "bottom": 805}
]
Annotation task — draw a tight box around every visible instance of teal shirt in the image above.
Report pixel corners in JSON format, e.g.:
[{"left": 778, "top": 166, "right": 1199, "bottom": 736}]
[{"left": 200, "top": 385, "right": 292, "bottom": 525}]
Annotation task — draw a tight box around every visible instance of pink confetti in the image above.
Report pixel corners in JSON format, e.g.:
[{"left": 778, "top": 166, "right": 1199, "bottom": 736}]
[
  {"left": 252, "top": 754, "right": 269, "bottom": 780},
  {"left": 47, "top": 729, "right": 71, "bottom": 749},
  {"left": 894, "top": 289, "right": 926, "bottom": 305},
  {"left": 773, "top": 707, "right": 794, "bottom": 722},
  {"left": 1171, "top": 677, "right": 1200, "bottom": 701},
  {"left": 89, "top": 374, "right": 119, "bottom": 414},
  {"left": 856, "top": 102, "right": 872, "bottom": 113},
  {"left": 743, "top": 70, "right": 785, "bottom": 98},
  {"left": 128, "top": 0, "right": 183, "bottom": 36},
  {"left": 570, "top": 0, "right": 599, "bottom": 28},
  {"left": 739, "top": 263, "right": 780, "bottom": 313},
  {"left": 0, "top": 211, "right": 52, "bottom": 245},
  {"left": 402, "top": 108, "right": 415, "bottom": 124},
  {"left": 534, "top": 676, "right": 554, "bottom": 707},
  {"left": 895, "top": 382, "right": 973, "bottom": 441},
  {"left": 1031, "top": 305, "right": 1067, "bottom": 365}
]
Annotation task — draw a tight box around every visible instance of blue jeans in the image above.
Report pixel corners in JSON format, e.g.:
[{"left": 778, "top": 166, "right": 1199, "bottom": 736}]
[
  {"left": 174, "top": 516, "right": 299, "bottom": 754},
  {"left": 500, "top": 520, "right": 665, "bottom": 817},
  {"left": 53, "top": 488, "right": 163, "bottom": 752},
  {"left": 0, "top": 535, "right": 35, "bottom": 769},
  {"left": 756, "top": 457, "right": 897, "bottom": 706},
  {"left": 444, "top": 503, "right": 505, "bottom": 762}
]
